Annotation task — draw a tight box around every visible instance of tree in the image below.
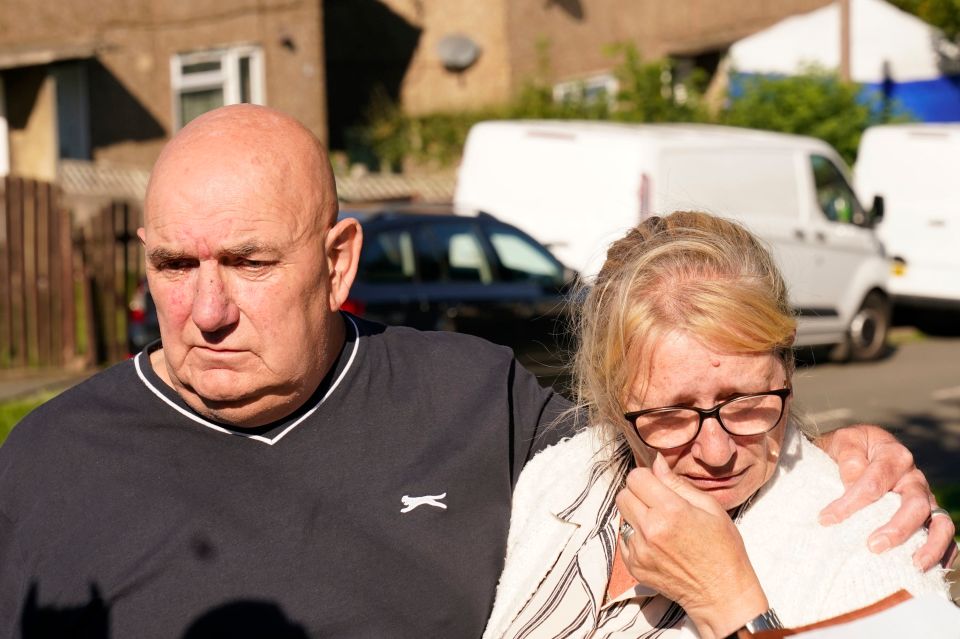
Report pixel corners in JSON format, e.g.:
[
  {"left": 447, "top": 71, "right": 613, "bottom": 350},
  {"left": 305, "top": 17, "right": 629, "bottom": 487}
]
[
  {"left": 889, "top": 0, "right": 960, "bottom": 41},
  {"left": 720, "top": 68, "right": 910, "bottom": 164},
  {"left": 608, "top": 44, "right": 709, "bottom": 123}
]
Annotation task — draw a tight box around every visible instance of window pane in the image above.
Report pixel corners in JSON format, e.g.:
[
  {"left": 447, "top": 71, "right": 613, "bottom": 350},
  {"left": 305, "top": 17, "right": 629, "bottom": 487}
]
[
  {"left": 358, "top": 230, "right": 415, "bottom": 283},
  {"left": 239, "top": 56, "right": 251, "bottom": 103},
  {"left": 182, "top": 60, "right": 221, "bottom": 75},
  {"left": 811, "top": 155, "right": 864, "bottom": 224},
  {"left": 419, "top": 223, "right": 492, "bottom": 283},
  {"left": 180, "top": 88, "right": 224, "bottom": 127},
  {"left": 488, "top": 228, "right": 563, "bottom": 284},
  {"left": 448, "top": 234, "right": 488, "bottom": 282}
]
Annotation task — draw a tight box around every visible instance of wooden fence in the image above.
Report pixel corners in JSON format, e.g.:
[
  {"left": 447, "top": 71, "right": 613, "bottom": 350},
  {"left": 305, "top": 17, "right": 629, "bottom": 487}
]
[
  {"left": 82, "top": 200, "right": 143, "bottom": 364},
  {"left": 0, "top": 176, "right": 142, "bottom": 370}
]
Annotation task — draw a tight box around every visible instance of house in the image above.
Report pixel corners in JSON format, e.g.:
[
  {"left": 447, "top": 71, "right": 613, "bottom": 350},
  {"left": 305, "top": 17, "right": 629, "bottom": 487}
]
[
  {"left": 0, "top": 0, "right": 328, "bottom": 180},
  {"left": 324, "top": 0, "right": 835, "bottom": 148}
]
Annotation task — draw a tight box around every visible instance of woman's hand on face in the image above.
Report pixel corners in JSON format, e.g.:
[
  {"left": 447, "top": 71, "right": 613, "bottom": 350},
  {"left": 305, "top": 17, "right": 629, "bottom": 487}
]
[{"left": 616, "top": 454, "right": 769, "bottom": 639}]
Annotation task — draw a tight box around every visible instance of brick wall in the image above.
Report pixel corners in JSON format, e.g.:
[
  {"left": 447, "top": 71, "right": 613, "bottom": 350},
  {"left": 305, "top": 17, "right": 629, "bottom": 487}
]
[
  {"left": 507, "top": 0, "right": 834, "bottom": 86},
  {"left": 374, "top": 0, "right": 514, "bottom": 114},
  {"left": 0, "top": 0, "right": 327, "bottom": 169},
  {"left": 365, "top": 0, "right": 834, "bottom": 115}
]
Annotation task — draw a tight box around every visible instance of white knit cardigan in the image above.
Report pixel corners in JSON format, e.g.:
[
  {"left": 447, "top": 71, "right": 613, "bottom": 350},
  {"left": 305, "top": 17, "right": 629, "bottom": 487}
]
[{"left": 484, "top": 426, "right": 950, "bottom": 638}]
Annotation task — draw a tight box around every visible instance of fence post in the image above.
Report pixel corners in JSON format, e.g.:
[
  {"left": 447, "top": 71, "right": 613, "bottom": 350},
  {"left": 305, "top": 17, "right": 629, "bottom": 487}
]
[
  {"left": 46, "top": 183, "right": 62, "bottom": 366},
  {"left": 22, "top": 179, "right": 40, "bottom": 366},
  {"left": 78, "top": 222, "right": 96, "bottom": 369},
  {"left": 35, "top": 181, "right": 52, "bottom": 367},
  {"left": 59, "top": 199, "right": 75, "bottom": 366},
  {"left": 7, "top": 178, "right": 26, "bottom": 367},
  {"left": 0, "top": 178, "right": 9, "bottom": 367}
]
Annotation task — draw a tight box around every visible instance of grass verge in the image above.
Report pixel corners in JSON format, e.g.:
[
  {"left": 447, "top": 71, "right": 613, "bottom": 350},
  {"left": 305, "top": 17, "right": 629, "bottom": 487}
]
[{"left": 0, "top": 392, "right": 57, "bottom": 445}]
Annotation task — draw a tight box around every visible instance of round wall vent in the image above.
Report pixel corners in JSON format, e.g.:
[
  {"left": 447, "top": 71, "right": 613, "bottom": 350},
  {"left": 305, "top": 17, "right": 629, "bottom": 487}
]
[{"left": 436, "top": 34, "right": 481, "bottom": 72}]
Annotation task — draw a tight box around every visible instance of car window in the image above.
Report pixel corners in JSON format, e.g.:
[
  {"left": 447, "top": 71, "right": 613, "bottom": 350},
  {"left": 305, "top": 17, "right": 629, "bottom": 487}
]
[
  {"left": 487, "top": 226, "right": 564, "bottom": 285},
  {"left": 357, "top": 229, "right": 416, "bottom": 283},
  {"left": 418, "top": 222, "right": 493, "bottom": 284},
  {"left": 811, "top": 155, "right": 866, "bottom": 225}
]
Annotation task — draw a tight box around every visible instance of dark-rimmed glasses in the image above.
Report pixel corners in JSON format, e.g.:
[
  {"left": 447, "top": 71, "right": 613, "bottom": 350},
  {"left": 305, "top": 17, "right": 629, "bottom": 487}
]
[{"left": 623, "top": 388, "right": 792, "bottom": 450}]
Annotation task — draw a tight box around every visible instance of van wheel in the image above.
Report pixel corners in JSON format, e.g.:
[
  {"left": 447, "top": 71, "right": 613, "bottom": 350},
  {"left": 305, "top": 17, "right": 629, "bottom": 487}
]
[{"left": 841, "top": 292, "right": 891, "bottom": 361}]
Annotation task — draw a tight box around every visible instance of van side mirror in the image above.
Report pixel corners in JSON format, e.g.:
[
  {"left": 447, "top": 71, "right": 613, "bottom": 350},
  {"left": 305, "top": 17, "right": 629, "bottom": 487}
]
[{"left": 870, "top": 195, "right": 884, "bottom": 224}]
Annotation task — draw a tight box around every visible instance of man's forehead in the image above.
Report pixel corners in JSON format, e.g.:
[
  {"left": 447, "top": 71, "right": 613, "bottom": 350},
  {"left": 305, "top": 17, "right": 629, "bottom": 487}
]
[
  {"left": 146, "top": 157, "right": 327, "bottom": 232},
  {"left": 144, "top": 107, "right": 336, "bottom": 234},
  {"left": 145, "top": 207, "right": 308, "bottom": 245},
  {"left": 146, "top": 238, "right": 282, "bottom": 260}
]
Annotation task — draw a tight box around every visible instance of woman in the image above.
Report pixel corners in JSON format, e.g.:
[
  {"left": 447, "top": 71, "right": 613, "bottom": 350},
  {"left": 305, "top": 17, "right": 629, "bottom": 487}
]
[{"left": 483, "top": 212, "right": 949, "bottom": 639}]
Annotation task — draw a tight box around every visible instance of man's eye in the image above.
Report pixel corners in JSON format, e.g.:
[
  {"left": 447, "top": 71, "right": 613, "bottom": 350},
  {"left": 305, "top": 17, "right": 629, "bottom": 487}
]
[
  {"left": 157, "top": 259, "right": 195, "bottom": 271},
  {"left": 236, "top": 259, "right": 270, "bottom": 269}
]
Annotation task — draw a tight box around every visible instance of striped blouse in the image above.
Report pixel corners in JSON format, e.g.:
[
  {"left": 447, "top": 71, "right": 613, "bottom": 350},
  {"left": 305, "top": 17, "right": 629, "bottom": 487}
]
[{"left": 497, "top": 444, "right": 707, "bottom": 638}]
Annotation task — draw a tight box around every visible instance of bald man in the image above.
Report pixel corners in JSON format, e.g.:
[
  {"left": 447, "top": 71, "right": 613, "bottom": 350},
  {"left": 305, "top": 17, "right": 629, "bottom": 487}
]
[{"left": 0, "top": 105, "right": 952, "bottom": 638}]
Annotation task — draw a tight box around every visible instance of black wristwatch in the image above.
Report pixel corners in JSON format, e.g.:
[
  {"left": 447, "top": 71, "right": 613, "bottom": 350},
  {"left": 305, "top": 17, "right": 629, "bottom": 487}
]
[{"left": 724, "top": 608, "right": 784, "bottom": 638}]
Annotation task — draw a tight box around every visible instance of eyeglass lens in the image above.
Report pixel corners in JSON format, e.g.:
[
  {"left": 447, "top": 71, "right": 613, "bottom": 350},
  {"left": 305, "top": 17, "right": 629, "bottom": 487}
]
[{"left": 635, "top": 393, "right": 784, "bottom": 449}]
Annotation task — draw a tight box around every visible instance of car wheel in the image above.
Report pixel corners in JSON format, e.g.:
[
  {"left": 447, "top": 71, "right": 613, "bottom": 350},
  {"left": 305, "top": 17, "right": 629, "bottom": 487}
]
[{"left": 843, "top": 292, "right": 891, "bottom": 361}]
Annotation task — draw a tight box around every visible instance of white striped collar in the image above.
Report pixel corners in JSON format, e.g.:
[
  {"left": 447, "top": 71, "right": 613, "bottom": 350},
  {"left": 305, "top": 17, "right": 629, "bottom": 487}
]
[{"left": 134, "top": 315, "right": 361, "bottom": 446}]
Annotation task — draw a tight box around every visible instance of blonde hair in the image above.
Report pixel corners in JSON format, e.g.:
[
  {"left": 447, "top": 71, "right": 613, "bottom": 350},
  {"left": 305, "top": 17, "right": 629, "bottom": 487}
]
[{"left": 572, "top": 211, "right": 798, "bottom": 452}]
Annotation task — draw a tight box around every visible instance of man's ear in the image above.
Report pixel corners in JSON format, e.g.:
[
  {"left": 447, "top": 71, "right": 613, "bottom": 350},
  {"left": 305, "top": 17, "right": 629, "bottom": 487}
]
[
  {"left": 137, "top": 227, "right": 146, "bottom": 245},
  {"left": 325, "top": 217, "right": 363, "bottom": 312}
]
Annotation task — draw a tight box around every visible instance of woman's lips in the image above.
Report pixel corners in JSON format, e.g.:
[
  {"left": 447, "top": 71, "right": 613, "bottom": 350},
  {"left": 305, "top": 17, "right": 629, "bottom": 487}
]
[{"left": 681, "top": 467, "right": 749, "bottom": 489}]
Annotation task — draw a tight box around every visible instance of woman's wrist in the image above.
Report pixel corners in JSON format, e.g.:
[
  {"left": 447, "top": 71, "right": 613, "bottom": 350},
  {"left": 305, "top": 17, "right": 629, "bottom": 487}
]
[{"left": 687, "top": 582, "right": 769, "bottom": 639}]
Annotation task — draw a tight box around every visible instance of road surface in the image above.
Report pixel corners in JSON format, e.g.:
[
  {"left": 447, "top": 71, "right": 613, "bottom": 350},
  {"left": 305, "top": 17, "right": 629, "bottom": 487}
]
[{"left": 793, "top": 334, "right": 960, "bottom": 485}]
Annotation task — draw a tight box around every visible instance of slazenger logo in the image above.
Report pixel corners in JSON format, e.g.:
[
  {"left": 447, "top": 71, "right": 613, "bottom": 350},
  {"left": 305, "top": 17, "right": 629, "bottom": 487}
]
[{"left": 400, "top": 493, "right": 447, "bottom": 513}]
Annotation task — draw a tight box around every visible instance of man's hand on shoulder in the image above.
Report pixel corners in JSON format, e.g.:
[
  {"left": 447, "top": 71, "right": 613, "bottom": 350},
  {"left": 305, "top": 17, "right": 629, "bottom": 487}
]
[{"left": 814, "top": 424, "right": 957, "bottom": 571}]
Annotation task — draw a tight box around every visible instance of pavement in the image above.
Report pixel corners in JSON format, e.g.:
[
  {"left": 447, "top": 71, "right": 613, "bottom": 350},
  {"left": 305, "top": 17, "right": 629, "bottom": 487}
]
[{"left": 0, "top": 367, "right": 94, "bottom": 402}]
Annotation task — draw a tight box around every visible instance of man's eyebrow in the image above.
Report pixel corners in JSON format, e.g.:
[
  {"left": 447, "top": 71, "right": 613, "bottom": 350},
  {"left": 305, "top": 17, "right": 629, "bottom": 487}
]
[
  {"left": 147, "top": 247, "right": 191, "bottom": 264},
  {"left": 147, "top": 242, "right": 280, "bottom": 264},
  {"left": 223, "top": 241, "right": 279, "bottom": 258}
]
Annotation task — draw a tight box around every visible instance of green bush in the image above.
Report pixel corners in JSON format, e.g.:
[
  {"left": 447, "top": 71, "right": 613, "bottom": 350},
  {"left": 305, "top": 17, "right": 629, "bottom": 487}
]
[
  {"left": 359, "top": 47, "right": 912, "bottom": 170},
  {"left": 890, "top": 0, "right": 960, "bottom": 41},
  {"left": 362, "top": 43, "right": 687, "bottom": 170},
  {"left": 608, "top": 43, "right": 708, "bottom": 124},
  {"left": 721, "top": 68, "right": 911, "bottom": 165}
]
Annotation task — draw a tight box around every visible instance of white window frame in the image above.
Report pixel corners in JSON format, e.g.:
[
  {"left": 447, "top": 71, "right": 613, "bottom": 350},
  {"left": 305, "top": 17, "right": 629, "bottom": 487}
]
[
  {"left": 552, "top": 73, "right": 618, "bottom": 106},
  {"left": 170, "top": 44, "right": 265, "bottom": 130}
]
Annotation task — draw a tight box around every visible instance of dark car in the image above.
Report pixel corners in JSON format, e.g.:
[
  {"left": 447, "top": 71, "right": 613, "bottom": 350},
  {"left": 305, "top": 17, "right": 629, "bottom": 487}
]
[
  {"left": 342, "top": 209, "right": 577, "bottom": 380},
  {"left": 128, "top": 209, "right": 577, "bottom": 380}
]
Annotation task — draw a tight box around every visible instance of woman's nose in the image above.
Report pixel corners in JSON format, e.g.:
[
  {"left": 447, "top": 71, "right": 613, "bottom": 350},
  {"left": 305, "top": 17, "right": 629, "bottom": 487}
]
[
  {"left": 191, "top": 264, "right": 239, "bottom": 334},
  {"left": 691, "top": 416, "right": 737, "bottom": 467}
]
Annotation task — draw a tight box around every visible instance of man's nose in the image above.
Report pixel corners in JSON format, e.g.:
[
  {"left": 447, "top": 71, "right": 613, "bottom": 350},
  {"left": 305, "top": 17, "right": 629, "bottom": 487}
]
[
  {"left": 691, "top": 416, "right": 737, "bottom": 467},
  {"left": 191, "top": 263, "right": 239, "bottom": 334}
]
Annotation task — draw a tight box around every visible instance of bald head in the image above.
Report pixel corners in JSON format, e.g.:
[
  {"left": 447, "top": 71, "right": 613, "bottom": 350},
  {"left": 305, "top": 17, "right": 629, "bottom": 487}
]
[
  {"left": 146, "top": 104, "right": 338, "bottom": 231},
  {"left": 138, "top": 105, "right": 363, "bottom": 427}
]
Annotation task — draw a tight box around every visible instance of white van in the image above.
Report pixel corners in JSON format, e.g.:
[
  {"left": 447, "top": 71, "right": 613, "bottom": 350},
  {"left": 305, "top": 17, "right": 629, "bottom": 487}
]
[
  {"left": 455, "top": 120, "right": 891, "bottom": 359},
  {"left": 855, "top": 124, "right": 960, "bottom": 314}
]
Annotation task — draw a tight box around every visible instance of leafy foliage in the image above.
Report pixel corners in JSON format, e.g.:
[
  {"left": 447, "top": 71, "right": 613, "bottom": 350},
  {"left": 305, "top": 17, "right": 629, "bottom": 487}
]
[
  {"left": 361, "top": 45, "right": 910, "bottom": 170},
  {"left": 889, "top": 0, "right": 960, "bottom": 40},
  {"left": 608, "top": 44, "right": 708, "bottom": 123},
  {"left": 720, "top": 68, "right": 912, "bottom": 164}
]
